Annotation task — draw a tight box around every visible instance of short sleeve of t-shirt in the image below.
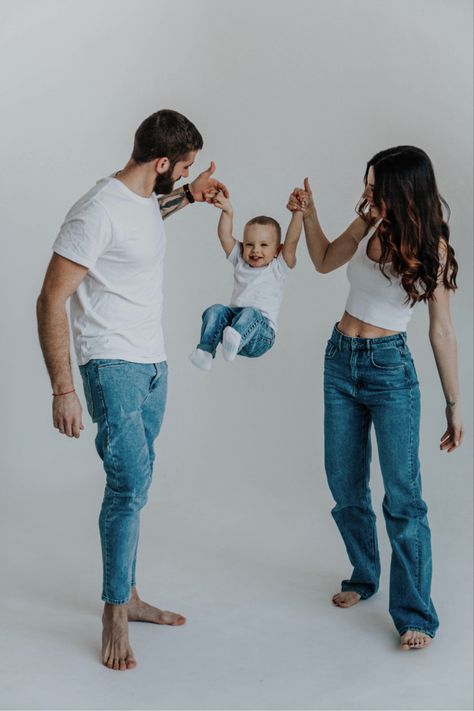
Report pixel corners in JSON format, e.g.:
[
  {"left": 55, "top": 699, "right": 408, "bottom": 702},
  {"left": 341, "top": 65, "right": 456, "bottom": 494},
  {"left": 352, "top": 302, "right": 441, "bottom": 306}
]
[
  {"left": 226, "top": 240, "right": 241, "bottom": 266},
  {"left": 272, "top": 250, "right": 292, "bottom": 279},
  {"left": 53, "top": 200, "right": 113, "bottom": 270}
]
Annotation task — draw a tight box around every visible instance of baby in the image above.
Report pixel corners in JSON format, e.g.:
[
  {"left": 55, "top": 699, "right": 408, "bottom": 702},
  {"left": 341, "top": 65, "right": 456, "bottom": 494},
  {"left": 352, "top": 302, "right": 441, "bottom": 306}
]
[{"left": 189, "top": 189, "right": 308, "bottom": 370}]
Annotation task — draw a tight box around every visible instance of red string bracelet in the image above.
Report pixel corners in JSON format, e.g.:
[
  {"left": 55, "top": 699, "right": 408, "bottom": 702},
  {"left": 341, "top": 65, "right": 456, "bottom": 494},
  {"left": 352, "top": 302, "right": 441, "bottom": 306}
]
[{"left": 52, "top": 389, "right": 75, "bottom": 397}]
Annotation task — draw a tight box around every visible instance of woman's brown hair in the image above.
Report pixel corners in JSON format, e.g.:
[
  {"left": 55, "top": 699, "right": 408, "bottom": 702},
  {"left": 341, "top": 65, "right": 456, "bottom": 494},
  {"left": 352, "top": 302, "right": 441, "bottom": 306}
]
[{"left": 365, "top": 146, "right": 458, "bottom": 304}]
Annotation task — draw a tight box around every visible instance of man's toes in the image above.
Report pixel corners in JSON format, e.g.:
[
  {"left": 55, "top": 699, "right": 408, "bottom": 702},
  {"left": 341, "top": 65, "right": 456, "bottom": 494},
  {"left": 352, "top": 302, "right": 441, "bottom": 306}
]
[
  {"left": 119, "top": 658, "right": 127, "bottom": 671},
  {"left": 171, "top": 614, "right": 186, "bottom": 626},
  {"left": 113, "top": 657, "right": 120, "bottom": 671},
  {"left": 126, "top": 656, "right": 137, "bottom": 669}
]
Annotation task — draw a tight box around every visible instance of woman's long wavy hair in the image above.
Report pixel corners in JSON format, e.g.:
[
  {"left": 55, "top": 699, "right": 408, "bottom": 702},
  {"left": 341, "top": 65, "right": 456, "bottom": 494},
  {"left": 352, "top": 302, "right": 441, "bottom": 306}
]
[{"left": 365, "top": 146, "right": 458, "bottom": 304}]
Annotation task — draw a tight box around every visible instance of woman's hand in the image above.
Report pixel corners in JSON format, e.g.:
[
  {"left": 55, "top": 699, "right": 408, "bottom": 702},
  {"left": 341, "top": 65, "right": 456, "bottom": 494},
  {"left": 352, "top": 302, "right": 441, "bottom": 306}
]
[
  {"left": 287, "top": 178, "right": 315, "bottom": 213},
  {"left": 440, "top": 405, "right": 464, "bottom": 453}
]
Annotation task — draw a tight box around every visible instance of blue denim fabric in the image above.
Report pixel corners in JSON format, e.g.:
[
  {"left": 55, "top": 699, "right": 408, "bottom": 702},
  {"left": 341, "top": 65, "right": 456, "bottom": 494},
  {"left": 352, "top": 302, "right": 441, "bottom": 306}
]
[
  {"left": 324, "top": 325, "right": 439, "bottom": 637},
  {"left": 79, "top": 359, "right": 168, "bottom": 605},
  {"left": 197, "top": 304, "right": 275, "bottom": 358}
]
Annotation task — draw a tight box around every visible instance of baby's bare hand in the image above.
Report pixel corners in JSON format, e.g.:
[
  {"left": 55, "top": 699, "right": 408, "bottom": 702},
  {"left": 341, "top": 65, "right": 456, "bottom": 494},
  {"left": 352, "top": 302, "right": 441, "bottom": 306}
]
[{"left": 212, "top": 190, "right": 232, "bottom": 213}]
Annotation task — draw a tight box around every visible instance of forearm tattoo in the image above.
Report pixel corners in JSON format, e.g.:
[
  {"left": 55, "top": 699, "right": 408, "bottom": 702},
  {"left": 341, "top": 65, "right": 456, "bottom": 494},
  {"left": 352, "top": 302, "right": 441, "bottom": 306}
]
[{"left": 158, "top": 190, "right": 187, "bottom": 219}]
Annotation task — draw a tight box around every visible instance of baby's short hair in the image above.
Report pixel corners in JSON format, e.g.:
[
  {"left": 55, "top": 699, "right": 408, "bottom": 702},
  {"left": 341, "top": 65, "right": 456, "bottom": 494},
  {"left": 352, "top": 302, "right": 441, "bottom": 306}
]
[{"left": 245, "top": 216, "right": 281, "bottom": 243}]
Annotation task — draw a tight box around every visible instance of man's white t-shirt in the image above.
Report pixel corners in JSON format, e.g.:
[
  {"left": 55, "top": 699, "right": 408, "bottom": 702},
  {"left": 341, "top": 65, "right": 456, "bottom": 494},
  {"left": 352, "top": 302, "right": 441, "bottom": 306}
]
[
  {"left": 53, "top": 176, "right": 167, "bottom": 366},
  {"left": 227, "top": 241, "right": 291, "bottom": 331}
]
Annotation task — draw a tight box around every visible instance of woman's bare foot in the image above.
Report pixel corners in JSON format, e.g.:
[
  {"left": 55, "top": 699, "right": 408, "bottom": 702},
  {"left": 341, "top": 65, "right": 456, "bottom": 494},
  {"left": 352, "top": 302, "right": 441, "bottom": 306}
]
[
  {"left": 102, "top": 604, "right": 136, "bottom": 671},
  {"left": 400, "top": 631, "right": 432, "bottom": 651},
  {"left": 332, "top": 591, "right": 361, "bottom": 608},
  {"left": 127, "top": 587, "right": 186, "bottom": 626}
]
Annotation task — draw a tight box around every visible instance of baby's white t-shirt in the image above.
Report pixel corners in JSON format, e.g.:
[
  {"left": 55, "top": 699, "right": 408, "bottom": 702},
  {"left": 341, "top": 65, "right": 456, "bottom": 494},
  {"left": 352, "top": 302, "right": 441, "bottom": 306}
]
[
  {"left": 53, "top": 176, "right": 167, "bottom": 366},
  {"left": 227, "top": 241, "right": 291, "bottom": 331}
]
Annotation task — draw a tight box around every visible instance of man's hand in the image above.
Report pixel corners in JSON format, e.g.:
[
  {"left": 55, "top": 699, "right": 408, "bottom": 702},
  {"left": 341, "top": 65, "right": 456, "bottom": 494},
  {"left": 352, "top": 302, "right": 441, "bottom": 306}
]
[
  {"left": 53, "top": 392, "right": 84, "bottom": 438},
  {"left": 189, "top": 162, "right": 229, "bottom": 203}
]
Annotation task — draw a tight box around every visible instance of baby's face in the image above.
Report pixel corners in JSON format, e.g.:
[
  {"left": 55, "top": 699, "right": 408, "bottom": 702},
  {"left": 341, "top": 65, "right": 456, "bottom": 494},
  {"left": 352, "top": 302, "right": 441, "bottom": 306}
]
[{"left": 242, "top": 225, "right": 280, "bottom": 268}]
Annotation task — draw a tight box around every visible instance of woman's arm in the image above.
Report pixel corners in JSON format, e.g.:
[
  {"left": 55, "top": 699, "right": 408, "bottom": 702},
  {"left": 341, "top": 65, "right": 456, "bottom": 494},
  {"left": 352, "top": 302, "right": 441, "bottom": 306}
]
[
  {"left": 427, "top": 252, "right": 464, "bottom": 452},
  {"left": 294, "top": 179, "right": 369, "bottom": 273}
]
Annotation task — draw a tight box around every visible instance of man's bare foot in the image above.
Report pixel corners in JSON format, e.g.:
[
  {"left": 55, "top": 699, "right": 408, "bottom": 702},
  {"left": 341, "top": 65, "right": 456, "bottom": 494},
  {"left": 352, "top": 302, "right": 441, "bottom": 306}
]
[
  {"left": 127, "top": 587, "right": 186, "bottom": 626},
  {"left": 332, "top": 591, "right": 361, "bottom": 608},
  {"left": 400, "top": 631, "right": 432, "bottom": 651},
  {"left": 102, "top": 604, "right": 136, "bottom": 671}
]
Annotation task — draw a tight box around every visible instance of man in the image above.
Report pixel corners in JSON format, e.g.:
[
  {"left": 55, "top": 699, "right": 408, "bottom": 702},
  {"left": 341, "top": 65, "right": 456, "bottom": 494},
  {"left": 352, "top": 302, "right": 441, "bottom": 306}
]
[{"left": 37, "top": 109, "right": 227, "bottom": 671}]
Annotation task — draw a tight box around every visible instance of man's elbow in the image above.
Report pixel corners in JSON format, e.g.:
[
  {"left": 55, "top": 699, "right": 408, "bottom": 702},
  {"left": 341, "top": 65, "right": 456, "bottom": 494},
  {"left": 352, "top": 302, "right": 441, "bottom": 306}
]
[{"left": 36, "top": 289, "right": 66, "bottom": 316}]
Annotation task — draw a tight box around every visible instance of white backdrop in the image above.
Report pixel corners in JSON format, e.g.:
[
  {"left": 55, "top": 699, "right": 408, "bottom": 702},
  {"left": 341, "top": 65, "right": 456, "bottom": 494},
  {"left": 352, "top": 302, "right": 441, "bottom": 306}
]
[{"left": 0, "top": 1, "right": 472, "bottom": 710}]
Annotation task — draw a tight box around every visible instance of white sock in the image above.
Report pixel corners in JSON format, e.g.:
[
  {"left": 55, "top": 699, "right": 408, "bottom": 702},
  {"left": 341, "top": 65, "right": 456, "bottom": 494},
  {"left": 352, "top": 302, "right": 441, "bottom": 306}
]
[
  {"left": 189, "top": 348, "right": 213, "bottom": 371},
  {"left": 222, "top": 326, "right": 241, "bottom": 362}
]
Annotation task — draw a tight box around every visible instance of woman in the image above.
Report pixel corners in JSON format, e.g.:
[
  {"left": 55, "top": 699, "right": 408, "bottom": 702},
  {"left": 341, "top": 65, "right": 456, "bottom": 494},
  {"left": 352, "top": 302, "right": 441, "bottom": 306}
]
[{"left": 290, "top": 146, "right": 463, "bottom": 650}]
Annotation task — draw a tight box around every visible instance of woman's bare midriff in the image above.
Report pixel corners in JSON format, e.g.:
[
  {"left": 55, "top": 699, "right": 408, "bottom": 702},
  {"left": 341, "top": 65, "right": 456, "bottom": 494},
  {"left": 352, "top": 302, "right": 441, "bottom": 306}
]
[{"left": 337, "top": 311, "right": 401, "bottom": 338}]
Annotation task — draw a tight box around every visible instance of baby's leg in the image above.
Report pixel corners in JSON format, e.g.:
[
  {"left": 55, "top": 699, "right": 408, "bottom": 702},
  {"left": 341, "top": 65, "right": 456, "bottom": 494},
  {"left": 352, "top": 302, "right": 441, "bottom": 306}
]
[
  {"left": 225, "top": 308, "right": 275, "bottom": 360},
  {"left": 197, "top": 304, "right": 234, "bottom": 356}
]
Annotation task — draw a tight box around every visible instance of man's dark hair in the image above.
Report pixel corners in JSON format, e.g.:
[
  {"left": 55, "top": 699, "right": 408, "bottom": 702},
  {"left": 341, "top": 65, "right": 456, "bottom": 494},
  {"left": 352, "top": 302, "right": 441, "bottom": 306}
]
[{"left": 132, "top": 109, "right": 203, "bottom": 164}]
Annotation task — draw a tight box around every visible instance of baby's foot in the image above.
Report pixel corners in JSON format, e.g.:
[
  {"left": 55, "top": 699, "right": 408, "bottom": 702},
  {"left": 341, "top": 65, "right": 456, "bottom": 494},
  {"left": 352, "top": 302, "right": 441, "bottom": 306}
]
[
  {"left": 222, "top": 327, "right": 241, "bottom": 362},
  {"left": 400, "top": 631, "right": 432, "bottom": 651},
  {"left": 189, "top": 348, "right": 213, "bottom": 371},
  {"left": 332, "top": 591, "right": 361, "bottom": 608}
]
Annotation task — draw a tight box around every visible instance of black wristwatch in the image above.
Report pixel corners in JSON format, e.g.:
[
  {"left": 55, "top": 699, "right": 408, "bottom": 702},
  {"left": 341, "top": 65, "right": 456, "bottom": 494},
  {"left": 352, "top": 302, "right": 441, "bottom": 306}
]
[{"left": 183, "top": 183, "right": 195, "bottom": 204}]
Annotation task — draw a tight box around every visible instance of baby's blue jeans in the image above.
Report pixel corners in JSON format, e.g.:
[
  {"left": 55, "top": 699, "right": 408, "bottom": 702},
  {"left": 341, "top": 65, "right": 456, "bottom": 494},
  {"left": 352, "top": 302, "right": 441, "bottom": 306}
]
[
  {"left": 324, "top": 326, "right": 439, "bottom": 638},
  {"left": 79, "top": 359, "right": 168, "bottom": 605},
  {"left": 197, "top": 304, "right": 275, "bottom": 358}
]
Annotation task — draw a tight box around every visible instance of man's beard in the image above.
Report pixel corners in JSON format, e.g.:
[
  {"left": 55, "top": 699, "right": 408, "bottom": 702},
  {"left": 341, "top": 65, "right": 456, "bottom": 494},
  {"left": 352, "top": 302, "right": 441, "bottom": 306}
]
[{"left": 153, "top": 165, "right": 175, "bottom": 195}]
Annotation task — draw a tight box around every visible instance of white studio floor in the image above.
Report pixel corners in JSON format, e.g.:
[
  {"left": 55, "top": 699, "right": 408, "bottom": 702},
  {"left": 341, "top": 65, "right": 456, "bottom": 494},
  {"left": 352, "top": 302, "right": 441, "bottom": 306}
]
[{"left": 1, "top": 454, "right": 472, "bottom": 711}]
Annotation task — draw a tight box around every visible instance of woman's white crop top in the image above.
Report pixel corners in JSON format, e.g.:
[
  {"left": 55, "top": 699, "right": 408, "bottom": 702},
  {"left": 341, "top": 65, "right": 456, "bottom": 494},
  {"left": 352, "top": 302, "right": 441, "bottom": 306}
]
[{"left": 345, "top": 224, "right": 415, "bottom": 331}]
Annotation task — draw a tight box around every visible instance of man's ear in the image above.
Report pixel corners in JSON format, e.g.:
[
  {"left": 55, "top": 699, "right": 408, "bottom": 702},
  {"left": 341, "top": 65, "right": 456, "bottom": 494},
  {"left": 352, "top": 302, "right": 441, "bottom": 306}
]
[{"left": 155, "top": 157, "right": 170, "bottom": 175}]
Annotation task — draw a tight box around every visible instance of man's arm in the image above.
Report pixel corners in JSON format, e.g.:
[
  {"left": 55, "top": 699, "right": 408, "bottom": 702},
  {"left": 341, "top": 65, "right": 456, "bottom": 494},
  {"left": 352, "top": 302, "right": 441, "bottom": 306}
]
[
  {"left": 37, "top": 253, "right": 88, "bottom": 438},
  {"left": 157, "top": 161, "right": 229, "bottom": 220},
  {"left": 158, "top": 187, "right": 188, "bottom": 220}
]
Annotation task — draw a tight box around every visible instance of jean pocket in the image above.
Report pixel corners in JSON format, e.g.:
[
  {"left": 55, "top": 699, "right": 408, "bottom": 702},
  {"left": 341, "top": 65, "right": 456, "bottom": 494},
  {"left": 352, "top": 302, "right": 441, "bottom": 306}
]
[
  {"left": 325, "top": 341, "right": 338, "bottom": 359},
  {"left": 370, "top": 347, "right": 404, "bottom": 369}
]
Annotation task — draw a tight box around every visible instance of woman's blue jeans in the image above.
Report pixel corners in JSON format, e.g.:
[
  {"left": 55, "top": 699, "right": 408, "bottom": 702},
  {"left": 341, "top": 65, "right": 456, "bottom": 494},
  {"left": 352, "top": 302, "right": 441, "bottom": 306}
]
[
  {"left": 79, "top": 359, "right": 168, "bottom": 605},
  {"left": 197, "top": 304, "right": 275, "bottom": 358},
  {"left": 324, "top": 326, "right": 439, "bottom": 638}
]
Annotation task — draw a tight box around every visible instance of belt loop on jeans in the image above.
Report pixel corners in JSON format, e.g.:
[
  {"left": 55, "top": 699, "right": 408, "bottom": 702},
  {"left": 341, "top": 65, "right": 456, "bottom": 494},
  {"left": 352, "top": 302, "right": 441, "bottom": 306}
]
[
  {"left": 366, "top": 338, "right": 371, "bottom": 355},
  {"left": 338, "top": 331, "right": 343, "bottom": 350}
]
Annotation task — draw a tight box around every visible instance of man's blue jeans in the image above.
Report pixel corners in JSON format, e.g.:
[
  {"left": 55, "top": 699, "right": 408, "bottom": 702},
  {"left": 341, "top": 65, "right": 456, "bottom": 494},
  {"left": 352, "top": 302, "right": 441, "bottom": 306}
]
[
  {"left": 324, "top": 326, "right": 439, "bottom": 638},
  {"left": 79, "top": 359, "right": 168, "bottom": 605},
  {"left": 197, "top": 304, "right": 275, "bottom": 358}
]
